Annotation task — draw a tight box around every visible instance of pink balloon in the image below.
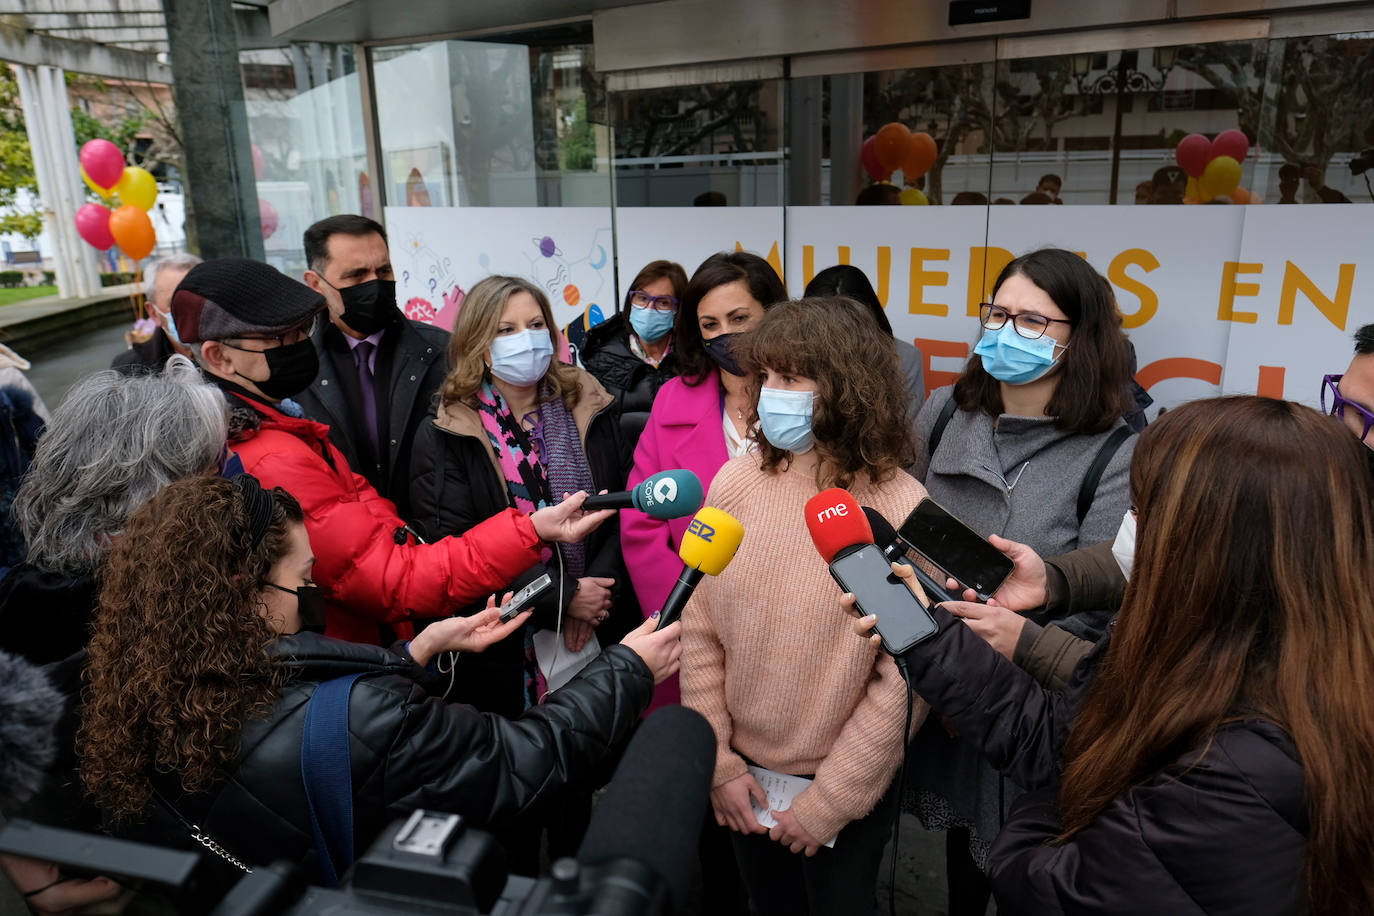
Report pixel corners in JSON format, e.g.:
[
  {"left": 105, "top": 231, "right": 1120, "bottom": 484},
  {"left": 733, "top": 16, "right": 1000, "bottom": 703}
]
[
  {"left": 79, "top": 139, "right": 125, "bottom": 190},
  {"left": 74, "top": 203, "right": 115, "bottom": 251},
  {"left": 861, "top": 136, "right": 890, "bottom": 181},
  {"left": 259, "top": 199, "right": 279, "bottom": 240},
  {"left": 251, "top": 144, "right": 266, "bottom": 181},
  {"left": 1175, "top": 133, "right": 1212, "bottom": 179},
  {"left": 1210, "top": 129, "right": 1249, "bottom": 164}
]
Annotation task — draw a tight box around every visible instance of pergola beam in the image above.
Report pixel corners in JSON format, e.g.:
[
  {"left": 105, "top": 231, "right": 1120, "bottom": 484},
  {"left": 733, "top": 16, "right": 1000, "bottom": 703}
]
[{"left": 0, "top": 25, "right": 171, "bottom": 82}]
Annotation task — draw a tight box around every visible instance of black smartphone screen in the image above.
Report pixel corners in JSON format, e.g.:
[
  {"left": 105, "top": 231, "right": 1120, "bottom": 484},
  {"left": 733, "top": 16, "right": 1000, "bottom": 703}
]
[
  {"left": 897, "top": 499, "right": 1014, "bottom": 600},
  {"left": 830, "top": 544, "right": 939, "bottom": 655}
]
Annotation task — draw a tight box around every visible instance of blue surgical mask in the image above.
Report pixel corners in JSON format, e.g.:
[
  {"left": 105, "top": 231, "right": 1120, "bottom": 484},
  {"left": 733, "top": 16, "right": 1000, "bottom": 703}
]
[
  {"left": 489, "top": 329, "right": 554, "bottom": 387},
  {"left": 973, "top": 326, "right": 1065, "bottom": 385},
  {"left": 628, "top": 304, "right": 676, "bottom": 343},
  {"left": 757, "top": 386, "right": 815, "bottom": 454},
  {"left": 162, "top": 307, "right": 183, "bottom": 347}
]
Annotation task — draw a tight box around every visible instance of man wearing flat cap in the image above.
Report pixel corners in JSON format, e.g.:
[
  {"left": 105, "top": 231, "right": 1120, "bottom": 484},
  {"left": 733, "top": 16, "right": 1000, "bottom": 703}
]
[{"left": 172, "top": 257, "right": 611, "bottom": 644}]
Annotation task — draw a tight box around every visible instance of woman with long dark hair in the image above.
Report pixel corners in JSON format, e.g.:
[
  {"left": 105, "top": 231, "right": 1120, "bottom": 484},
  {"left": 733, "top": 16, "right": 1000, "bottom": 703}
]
[{"left": 855, "top": 396, "right": 1374, "bottom": 914}]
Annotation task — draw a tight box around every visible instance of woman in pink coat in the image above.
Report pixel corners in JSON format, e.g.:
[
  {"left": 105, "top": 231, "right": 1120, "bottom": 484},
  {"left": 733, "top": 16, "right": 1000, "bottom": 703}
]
[{"left": 621, "top": 251, "right": 787, "bottom": 707}]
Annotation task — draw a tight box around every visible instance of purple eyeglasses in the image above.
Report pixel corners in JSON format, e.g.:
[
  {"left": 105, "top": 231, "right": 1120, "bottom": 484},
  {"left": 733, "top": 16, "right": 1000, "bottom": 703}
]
[{"left": 1321, "top": 374, "right": 1374, "bottom": 441}]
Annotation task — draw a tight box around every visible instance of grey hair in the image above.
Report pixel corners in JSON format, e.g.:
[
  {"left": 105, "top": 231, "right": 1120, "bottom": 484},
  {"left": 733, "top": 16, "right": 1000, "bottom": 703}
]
[
  {"left": 14, "top": 355, "right": 228, "bottom": 575},
  {"left": 144, "top": 252, "right": 203, "bottom": 303}
]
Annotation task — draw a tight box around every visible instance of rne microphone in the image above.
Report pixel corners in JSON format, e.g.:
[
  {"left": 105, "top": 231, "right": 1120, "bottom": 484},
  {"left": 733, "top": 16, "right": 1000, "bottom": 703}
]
[
  {"left": 582, "top": 469, "right": 704, "bottom": 519},
  {"left": 804, "top": 489, "right": 939, "bottom": 655},
  {"left": 861, "top": 506, "right": 958, "bottom": 606},
  {"left": 656, "top": 506, "right": 744, "bottom": 630}
]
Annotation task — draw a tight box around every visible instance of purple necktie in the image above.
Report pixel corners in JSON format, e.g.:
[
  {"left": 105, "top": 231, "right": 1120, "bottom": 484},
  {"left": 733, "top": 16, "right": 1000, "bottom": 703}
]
[{"left": 353, "top": 340, "right": 380, "bottom": 458}]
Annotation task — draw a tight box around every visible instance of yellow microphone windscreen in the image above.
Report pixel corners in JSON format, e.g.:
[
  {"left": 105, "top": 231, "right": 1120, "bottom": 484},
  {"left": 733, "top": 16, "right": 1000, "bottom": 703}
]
[{"left": 679, "top": 507, "right": 744, "bottom": 576}]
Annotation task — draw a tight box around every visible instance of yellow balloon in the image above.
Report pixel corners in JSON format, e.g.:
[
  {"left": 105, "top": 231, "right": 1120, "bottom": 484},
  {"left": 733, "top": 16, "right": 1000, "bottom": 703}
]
[
  {"left": 1199, "top": 155, "right": 1241, "bottom": 202},
  {"left": 81, "top": 166, "right": 113, "bottom": 199},
  {"left": 899, "top": 186, "right": 929, "bottom": 206},
  {"left": 114, "top": 167, "right": 158, "bottom": 211}
]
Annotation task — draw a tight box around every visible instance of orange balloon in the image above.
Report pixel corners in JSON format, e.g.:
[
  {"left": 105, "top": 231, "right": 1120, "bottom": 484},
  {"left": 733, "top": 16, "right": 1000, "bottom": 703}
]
[
  {"left": 873, "top": 122, "right": 912, "bottom": 172},
  {"left": 1230, "top": 186, "right": 1251, "bottom": 204},
  {"left": 901, "top": 132, "right": 938, "bottom": 180},
  {"left": 109, "top": 204, "right": 156, "bottom": 261}
]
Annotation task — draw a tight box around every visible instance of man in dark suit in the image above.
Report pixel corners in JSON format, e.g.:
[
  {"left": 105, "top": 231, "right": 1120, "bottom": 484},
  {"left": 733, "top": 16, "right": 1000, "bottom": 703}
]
[{"left": 297, "top": 215, "right": 449, "bottom": 520}]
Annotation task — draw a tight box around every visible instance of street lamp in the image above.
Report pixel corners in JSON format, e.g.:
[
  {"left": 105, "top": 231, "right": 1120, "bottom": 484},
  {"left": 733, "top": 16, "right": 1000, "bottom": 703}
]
[{"left": 1073, "top": 47, "right": 1177, "bottom": 203}]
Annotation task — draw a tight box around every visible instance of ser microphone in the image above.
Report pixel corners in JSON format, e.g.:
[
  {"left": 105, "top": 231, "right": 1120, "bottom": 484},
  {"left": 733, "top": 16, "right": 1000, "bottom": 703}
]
[
  {"left": 860, "top": 506, "right": 958, "bottom": 606},
  {"left": 656, "top": 506, "right": 744, "bottom": 630},
  {"left": 582, "top": 469, "right": 704, "bottom": 519},
  {"left": 804, "top": 489, "right": 939, "bottom": 656}
]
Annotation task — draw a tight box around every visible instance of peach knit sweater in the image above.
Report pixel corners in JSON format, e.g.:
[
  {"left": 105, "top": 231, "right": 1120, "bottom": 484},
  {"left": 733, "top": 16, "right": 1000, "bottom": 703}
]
[{"left": 681, "top": 456, "right": 931, "bottom": 844}]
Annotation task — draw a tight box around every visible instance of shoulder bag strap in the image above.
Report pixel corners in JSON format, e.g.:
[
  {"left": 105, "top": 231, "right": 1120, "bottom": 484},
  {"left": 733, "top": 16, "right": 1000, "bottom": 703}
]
[
  {"left": 301, "top": 671, "right": 366, "bottom": 887},
  {"left": 927, "top": 393, "right": 960, "bottom": 459},
  {"left": 1077, "top": 426, "right": 1134, "bottom": 526}
]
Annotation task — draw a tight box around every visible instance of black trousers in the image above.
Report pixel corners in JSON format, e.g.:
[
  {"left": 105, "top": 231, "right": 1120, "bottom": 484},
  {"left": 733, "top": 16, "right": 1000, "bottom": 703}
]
[{"left": 728, "top": 784, "right": 897, "bottom": 916}]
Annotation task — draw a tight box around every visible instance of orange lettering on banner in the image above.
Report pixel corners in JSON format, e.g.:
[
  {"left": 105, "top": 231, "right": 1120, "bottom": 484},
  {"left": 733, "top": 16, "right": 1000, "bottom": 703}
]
[
  {"left": 838, "top": 246, "right": 851, "bottom": 267},
  {"left": 1277, "top": 261, "right": 1355, "bottom": 330},
  {"left": 1217, "top": 262, "right": 1263, "bottom": 324},
  {"left": 1135, "top": 357, "right": 1223, "bottom": 391},
  {"left": 1108, "top": 249, "right": 1161, "bottom": 329},
  {"left": 876, "top": 247, "right": 892, "bottom": 307},
  {"left": 1256, "top": 366, "right": 1286, "bottom": 399},
  {"left": 802, "top": 245, "right": 815, "bottom": 288},
  {"left": 910, "top": 249, "right": 950, "bottom": 316},
  {"left": 736, "top": 240, "right": 784, "bottom": 282},
  {"left": 967, "top": 247, "right": 1015, "bottom": 316},
  {"left": 915, "top": 337, "right": 969, "bottom": 397}
]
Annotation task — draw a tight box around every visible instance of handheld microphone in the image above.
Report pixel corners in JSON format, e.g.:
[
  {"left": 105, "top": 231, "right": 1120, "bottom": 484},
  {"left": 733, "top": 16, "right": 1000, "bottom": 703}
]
[
  {"left": 861, "top": 506, "right": 958, "bottom": 606},
  {"left": 804, "top": 489, "right": 939, "bottom": 655},
  {"left": 582, "top": 469, "right": 704, "bottom": 519},
  {"left": 0, "top": 649, "right": 63, "bottom": 811},
  {"left": 656, "top": 506, "right": 744, "bottom": 630}
]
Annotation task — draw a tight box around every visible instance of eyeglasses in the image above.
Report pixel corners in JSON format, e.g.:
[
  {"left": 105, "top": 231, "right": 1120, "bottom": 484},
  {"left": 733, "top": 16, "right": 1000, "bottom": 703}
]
[
  {"left": 979, "top": 303, "right": 1073, "bottom": 341},
  {"left": 1321, "top": 374, "right": 1374, "bottom": 442},
  {"left": 629, "top": 290, "right": 679, "bottom": 312},
  {"left": 225, "top": 313, "right": 321, "bottom": 350}
]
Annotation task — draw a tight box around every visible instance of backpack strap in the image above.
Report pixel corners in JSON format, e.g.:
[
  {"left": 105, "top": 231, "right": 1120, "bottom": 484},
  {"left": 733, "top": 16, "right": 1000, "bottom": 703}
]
[
  {"left": 1077, "top": 425, "right": 1134, "bottom": 526},
  {"left": 301, "top": 671, "right": 366, "bottom": 886},
  {"left": 927, "top": 394, "right": 960, "bottom": 459}
]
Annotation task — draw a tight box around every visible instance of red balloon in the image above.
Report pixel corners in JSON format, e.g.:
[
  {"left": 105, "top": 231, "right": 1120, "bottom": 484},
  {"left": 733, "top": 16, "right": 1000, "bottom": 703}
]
[
  {"left": 260, "top": 199, "right": 279, "bottom": 240},
  {"left": 1211, "top": 129, "right": 1249, "bottom": 164},
  {"left": 79, "top": 139, "right": 125, "bottom": 191},
  {"left": 251, "top": 144, "right": 266, "bottom": 181},
  {"left": 1175, "top": 133, "right": 1212, "bottom": 179},
  {"left": 873, "top": 122, "right": 913, "bottom": 172},
  {"left": 74, "top": 203, "right": 115, "bottom": 251},
  {"left": 861, "top": 136, "right": 890, "bottom": 181}
]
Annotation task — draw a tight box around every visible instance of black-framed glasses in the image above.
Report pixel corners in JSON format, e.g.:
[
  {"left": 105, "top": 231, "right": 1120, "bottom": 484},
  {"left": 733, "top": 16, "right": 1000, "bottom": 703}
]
[
  {"left": 979, "top": 303, "right": 1073, "bottom": 341},
  {"left": 629, "top": 290, "right": 679, "bottom": 312},
  {"left": 224, "top": 313, "right": 321, "bottom": 350},
  {"left": 1321, "top": 374, "right": 1374, "bottom": 442}
]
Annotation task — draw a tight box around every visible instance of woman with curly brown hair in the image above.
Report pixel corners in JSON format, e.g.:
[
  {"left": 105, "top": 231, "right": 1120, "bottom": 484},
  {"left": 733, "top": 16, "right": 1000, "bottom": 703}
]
[
  {"left": 679, "top": 296, "right": 928, "bottom": 916},
  {"left": 78, "top": 475, "right": 681, "bottom": 894}
]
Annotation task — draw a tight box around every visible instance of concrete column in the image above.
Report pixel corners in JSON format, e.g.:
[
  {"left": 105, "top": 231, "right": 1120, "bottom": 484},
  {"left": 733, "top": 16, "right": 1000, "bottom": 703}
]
[
  {"left": 828, "top": 73, "right": 864, "bottom": 208},
  {"left": 13, "top": 64, "right": 102, "bottom": 300},
  {"left": 787, "top": 76, "right": 823, "bottom": 206},
  {"left": 161, "top": 0, "right": 264, "bottom": 260}
]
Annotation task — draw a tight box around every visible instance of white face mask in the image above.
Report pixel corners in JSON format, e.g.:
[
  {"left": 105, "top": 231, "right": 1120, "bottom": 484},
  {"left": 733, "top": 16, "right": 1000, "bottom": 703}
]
[
  {"left": 488, "top": 328, "right": 554, "bottom": 387},
  {"left": 1111, "top": 510, "right": 1136, "bottom": 580}
]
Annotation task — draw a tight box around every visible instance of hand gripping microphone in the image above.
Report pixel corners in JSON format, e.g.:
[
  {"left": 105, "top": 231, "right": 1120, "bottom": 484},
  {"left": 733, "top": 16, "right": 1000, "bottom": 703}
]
[
  {"left": 656, "top": 506, "right": 744, "bottom": 630},
  {"left": 860, "top": 506, "right": 958, "bottom": 606},
  {"left": 804, "top": 488, "right": 939, "bottom": 655},
  {"left": 582, "top": 469, "right": 704, "bottom": 519}
]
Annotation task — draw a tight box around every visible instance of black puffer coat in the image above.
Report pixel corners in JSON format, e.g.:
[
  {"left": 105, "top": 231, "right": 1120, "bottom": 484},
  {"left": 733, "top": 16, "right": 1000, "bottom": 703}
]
[
  {"left": 128, "top": 633, "right": 653, "bottom": 893},
  {"left": 577, "top": 315, "right": 677, "bottom": 449},
  {"left": 902, "top": 606, "right": 1307, "bottom": 915}
]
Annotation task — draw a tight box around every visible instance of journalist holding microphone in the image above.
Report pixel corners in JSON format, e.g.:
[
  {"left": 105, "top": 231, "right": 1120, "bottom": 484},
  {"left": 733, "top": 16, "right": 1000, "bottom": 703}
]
[
  {"left": 681, "top": 296, "right": 927, "bottom": 916},
  {"left": 849, "top": 396, "right": 1374, "bottom": 915}
]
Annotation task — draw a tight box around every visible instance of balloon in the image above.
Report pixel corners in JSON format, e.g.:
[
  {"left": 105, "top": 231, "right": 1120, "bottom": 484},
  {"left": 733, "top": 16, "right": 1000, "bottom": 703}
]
[
  {"left": 259, "top": 199, "right": 279, "bottom": 240},
  {"left": 109, "top": 205, "right": 156, "bottom": 260},
  {"left": 113, "top": 167, "right": 157, "bottom": 211},
  {"left": 873, "top": 122, "right": 912, "bottom": 172},
  {"left": 1184, "top": 176, "right": 1203, "bottom": 203},
  {"left": 1199, "top": 155, "right": 1242, "bottom": 201},
  {"left": 79, "top": 139, "right": 125, "bottom": 190},
  {"left": 1229, "top": 186, "right": 1252, "bottom": 204},
  {"left": 861, "top": 136, "right": 890, "bottom": 181},
  {"left": 1175, "top": 133, "right": 1211, "bottom": 179},
  {"left": 251, "top": 144, "right": 266, "bottom": 180},
  {"left": 74, "top": 203, "right": 115, "bottom": 250},
  {"left": 1210, "top": 129, "right": 1249, "bottom": 165},
  {"left": 80, "top": 166, "right": 113, "bottom": 200},
  {"left": 901, "top": 132, "right": 938, "bottom": 181},
  {"left": 899, "top": 187, "right": 929, "bottom": 205}
]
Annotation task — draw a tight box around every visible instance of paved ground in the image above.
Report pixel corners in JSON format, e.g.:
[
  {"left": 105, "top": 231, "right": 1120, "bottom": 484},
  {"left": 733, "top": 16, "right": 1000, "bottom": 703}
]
[{"left": 24, "top": 321, "right": 132, "bottom": 410}]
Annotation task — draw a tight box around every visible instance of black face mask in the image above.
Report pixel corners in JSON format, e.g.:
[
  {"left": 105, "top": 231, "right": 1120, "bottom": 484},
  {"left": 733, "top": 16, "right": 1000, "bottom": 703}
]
[
  {"left": 267, "top": 582, "right": 328, "bottom": 634},
  {"left": 334, "top": 279, "right": 399, "bottom": 336},
  {"left": 702, "top": 332, "right": 745, "bottom": 377},
  {"left": 239, "top": 337, "right": 320, "bottom": 401}
]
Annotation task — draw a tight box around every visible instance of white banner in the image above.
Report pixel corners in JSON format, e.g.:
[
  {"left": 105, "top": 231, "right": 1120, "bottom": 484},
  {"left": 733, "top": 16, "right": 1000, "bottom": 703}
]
[{"left": 614, "top": 207, "right": 784, "bottom": 304}]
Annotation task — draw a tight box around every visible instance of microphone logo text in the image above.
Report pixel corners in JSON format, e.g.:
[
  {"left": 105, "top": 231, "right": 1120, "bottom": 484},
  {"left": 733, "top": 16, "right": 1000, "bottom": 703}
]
[
  {"left": 688, "top": 519, "right": 716, "bottom": 541},
  {"left": 815, "top": 503, "right": 849, "bottom": 524}
]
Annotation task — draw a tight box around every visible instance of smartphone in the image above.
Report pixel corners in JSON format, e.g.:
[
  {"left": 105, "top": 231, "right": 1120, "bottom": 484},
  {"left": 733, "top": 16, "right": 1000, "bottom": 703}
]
[
  {"left": 499, "top": 573, "right": 553, "bottom": 622},
  {"left": 897, "top": 499, "right": 1014, "bottom": 601},
  {"left": 830, "top": 544, "right": 939, "bottom": 655},
  {"left": 0, "top": 819, "right": 201, "bottom": 887}
]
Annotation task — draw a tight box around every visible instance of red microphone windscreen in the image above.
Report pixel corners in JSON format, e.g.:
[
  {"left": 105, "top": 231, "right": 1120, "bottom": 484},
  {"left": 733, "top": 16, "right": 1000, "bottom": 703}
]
[{"left": 804, "top": 488, "right": 874, "bottom": 563}]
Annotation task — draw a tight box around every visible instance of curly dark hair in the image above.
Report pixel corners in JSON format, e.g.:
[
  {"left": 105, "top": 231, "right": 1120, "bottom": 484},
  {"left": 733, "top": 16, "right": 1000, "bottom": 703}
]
[
  {"left": 79, "top": 476, "right": 303, "bottom": 821},
  {"left": 736, "top": 296, "right": 916, "bottom": 490}
]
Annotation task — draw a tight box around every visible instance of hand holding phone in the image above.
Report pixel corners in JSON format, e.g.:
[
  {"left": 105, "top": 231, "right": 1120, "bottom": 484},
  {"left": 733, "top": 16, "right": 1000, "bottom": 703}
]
[
  {"left": 500, "top": 573, "right": 553, "bottom": 622},
  {"left": 897, "top": 499, "right": 1014, "bottom": 602}
]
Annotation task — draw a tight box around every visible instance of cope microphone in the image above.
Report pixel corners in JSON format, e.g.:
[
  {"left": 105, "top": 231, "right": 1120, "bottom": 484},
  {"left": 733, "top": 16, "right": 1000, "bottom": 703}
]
[
  {"left": 582, "top": 469, "right": 704, "bottom": 519},
  {"left": 860, "top": 506, "right": 958, "bottom": 606},
  {"left": 804, "top": 489, "right": 939, "bottom": 656},
  {"left": 656, "top": 506, "right": 744, "bottom": 630}
]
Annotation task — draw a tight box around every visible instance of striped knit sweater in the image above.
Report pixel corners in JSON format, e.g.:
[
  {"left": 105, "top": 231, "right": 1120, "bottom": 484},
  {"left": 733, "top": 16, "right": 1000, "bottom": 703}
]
[{"left": 681, "top": 456, "right": 930, "bottom": 844}]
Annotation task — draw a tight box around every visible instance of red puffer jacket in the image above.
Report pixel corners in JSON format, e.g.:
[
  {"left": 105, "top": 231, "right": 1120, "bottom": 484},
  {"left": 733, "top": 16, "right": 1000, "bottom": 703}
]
[{"left": 228, "top": 392, "right": 542, "bottom": 644}]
